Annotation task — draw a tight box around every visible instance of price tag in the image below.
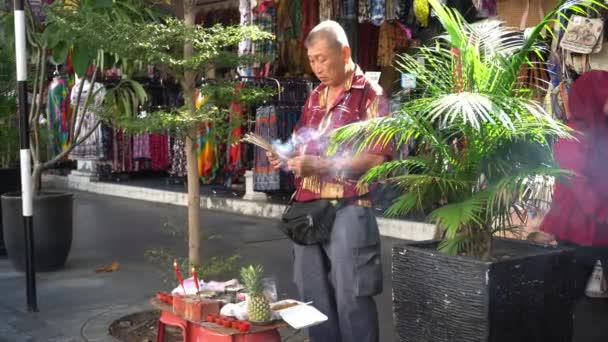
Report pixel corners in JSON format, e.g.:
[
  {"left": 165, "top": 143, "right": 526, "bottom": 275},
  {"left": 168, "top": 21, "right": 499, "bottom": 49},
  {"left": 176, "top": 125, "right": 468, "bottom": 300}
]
[
  {"left": 365, "top": 71, "right": 382, "bottom": 84},
  {"left": 401, "top": 73, "right": 416, "bottom": 90}
]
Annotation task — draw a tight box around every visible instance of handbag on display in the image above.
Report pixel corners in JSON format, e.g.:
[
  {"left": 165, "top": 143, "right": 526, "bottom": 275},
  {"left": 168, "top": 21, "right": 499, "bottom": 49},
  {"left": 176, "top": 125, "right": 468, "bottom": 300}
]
[
  {"left": 560, "top": 15, "right": 604, "bottom": 54},
  {"left": 585, "top": 260, "right": 608, "bottom": 299}
]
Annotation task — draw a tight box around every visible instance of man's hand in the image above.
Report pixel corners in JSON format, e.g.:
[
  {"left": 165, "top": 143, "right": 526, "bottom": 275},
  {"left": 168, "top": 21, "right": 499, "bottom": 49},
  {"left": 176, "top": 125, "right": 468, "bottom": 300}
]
[
  {"left": 266, "top": 151, "right": 283, "bottom": 170},
  {"left": 287, "top": 155, "right": 324, "bottom": 178}
]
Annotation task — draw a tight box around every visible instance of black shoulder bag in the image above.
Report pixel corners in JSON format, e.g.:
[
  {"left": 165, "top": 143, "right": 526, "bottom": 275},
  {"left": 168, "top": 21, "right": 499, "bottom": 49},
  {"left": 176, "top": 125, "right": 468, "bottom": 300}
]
[{"left": 278, "top": 83, "right": 371, "bottom": 246}]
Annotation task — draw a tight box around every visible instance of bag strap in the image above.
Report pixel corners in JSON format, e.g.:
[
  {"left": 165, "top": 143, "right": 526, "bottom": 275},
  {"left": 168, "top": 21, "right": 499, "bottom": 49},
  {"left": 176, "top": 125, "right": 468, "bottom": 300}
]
[{"left": 359, "top": 82, "right": 372, "bottom": 120}]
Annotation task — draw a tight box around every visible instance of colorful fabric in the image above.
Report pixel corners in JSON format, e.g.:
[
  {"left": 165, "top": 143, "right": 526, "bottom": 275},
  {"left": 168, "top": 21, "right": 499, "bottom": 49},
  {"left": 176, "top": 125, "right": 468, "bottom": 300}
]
[
  {"left": 413, "top": 0, "right": 430, "bottom": 27},
  {"left": 386, "top": 0, "right": 400, "bottom": 21},
  {"left": 343, "top": 0, "right": 357, "bottom": 17},
  {"left": 370, "top": 0, "right": 386, "bottom": 26},
  {"left": 541, "top": 71, "right": 608, "bottom": 247},
  {"left": 170, "top": 137, "right": 187, "bottom": 177},
  {"left": 377, "top": 22, "right": 408, "bottom": 66},
  {"left": 253, "top": 0, "right": 277, "bottom": 63},
  {"left": 69, "top": 80, "right": 106, "bottom": 160},
  {"left": 195, "top": 91, "right": 219, "bottom": 183},
  {"left": 112, "top": 128, "right": 133, "bottom": 173},
  {"left": 46, "top": 77, "right": 71, "bottom": 157},
  {"left": 319, "top": 0, "right": 333, "bottom": 21},
  {"left": 254, "top": 105, "right": 280, "bottom": 191},
  {"left": 301, "top": 0, "right": 320, "bottom": 43},
  {"left": 150, "top": 134, "right": 169, "bottom": 171},
  {"left": 133, "top": 134, "right": 151, "bottom": 160},
  {"left": 293, "top": 65, "right": 393, "bottom": 202},
  {"left": 228, "top": 83, "right": 245, "bottom": 176},
  {"left": 358, "top": 0, "right": 371, "bottom": 23}
]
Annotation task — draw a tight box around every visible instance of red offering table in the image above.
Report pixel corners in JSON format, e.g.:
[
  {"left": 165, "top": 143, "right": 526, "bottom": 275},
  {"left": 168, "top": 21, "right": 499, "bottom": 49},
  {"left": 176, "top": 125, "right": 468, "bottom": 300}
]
[{"left": 150, "top": 298, "right": 285, "bottom": 342}]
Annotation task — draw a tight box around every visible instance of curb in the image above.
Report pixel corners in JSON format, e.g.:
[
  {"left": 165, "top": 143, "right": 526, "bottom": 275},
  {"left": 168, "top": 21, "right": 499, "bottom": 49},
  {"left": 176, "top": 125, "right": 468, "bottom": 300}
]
[{"left": 43, "top": 174, "right": 437, "bottom": 241}]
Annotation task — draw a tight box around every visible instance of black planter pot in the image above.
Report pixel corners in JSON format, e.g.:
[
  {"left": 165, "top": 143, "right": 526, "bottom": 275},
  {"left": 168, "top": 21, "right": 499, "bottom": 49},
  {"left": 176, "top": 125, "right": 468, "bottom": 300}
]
[
  {"left": 0, "top": 168, "right": 21, "bottom": 256},
  {"left": 392, "top": 239, "right": 576, "bottom": 342},
  {"left": 1, "top": 192, "right": 73, "bottom": 272}
]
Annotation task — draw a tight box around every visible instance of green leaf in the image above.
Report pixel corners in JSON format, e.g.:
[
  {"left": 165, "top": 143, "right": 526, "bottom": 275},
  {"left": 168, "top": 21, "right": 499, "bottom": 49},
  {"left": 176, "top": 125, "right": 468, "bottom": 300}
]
[
  {"left": 72, "top": 43, "right": 94, "bottom": 76},
  {"left": 40, "top": 24, "right": 62, "bottom": 48},
  {"left": 84, "top": 0, "right": 113, "bottom": 9},
  {"left": 50, "top": 40, "right": 69, "bottom": 64}
]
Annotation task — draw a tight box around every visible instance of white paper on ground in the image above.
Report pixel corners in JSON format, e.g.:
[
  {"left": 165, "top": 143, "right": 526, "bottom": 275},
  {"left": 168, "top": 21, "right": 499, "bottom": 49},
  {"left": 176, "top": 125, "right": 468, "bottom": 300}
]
[{"left": 279, "top": 304, "right": 328, "bottom": 330}]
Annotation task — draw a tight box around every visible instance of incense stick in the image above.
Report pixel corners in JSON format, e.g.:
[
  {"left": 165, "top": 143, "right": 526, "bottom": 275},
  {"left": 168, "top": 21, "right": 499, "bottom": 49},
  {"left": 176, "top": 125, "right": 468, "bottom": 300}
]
[{"left": 241, "top": 133, "right": 284, "bottom": 159}]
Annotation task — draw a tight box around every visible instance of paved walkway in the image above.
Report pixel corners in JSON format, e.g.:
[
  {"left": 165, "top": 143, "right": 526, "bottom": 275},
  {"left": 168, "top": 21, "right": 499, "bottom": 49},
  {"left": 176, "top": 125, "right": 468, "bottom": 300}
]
[
  {"left": 0, "top": 191, "right": 400, "bottom": 341},
  {"left": 0, "top": 191, "right": 606, "bottom": 341}
]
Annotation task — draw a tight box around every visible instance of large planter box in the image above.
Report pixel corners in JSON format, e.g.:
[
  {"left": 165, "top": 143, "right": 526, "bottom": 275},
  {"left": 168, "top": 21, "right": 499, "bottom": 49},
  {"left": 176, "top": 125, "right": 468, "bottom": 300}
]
[
  {"left": 1, "top": 191, "right": 73, "bottom": 271},
  {"left": 392, "top": 239, "right": 576, "bottom": 342},
  {"left": 0, "top": 168, "right": 20, "bottom": 256}
]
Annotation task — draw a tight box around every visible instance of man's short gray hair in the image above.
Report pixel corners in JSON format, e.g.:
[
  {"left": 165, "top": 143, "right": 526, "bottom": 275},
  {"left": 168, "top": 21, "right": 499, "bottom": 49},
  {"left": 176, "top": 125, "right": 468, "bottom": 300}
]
[{"left": 304, "top": 20, "right": 350, "bottom": 50}]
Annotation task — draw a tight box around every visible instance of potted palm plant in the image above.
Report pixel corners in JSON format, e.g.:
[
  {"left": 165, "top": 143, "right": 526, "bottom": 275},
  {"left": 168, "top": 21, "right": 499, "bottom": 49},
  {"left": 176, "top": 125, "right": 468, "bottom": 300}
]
[
  {"left": 0, "top": 1, "right": 151, "bottom": 271},
  {"left": 331, "top": 0, "right": 604, "bottom": 341}
]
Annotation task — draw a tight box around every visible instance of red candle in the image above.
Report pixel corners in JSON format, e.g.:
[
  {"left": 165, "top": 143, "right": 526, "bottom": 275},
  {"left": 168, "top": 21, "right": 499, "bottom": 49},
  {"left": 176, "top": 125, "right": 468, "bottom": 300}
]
[
  {"left": 173, "top": 260, "right": 186, "bottom": 294},
  {"left": 191, "top": 267, "right": 200, "bottom": 294}
]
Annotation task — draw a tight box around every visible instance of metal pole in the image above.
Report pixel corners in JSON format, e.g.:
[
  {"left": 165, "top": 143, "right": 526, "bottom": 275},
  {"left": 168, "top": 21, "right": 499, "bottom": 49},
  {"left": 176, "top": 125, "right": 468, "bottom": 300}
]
[{"left": 13, "top": 0, "right": 38, "bottom": 313}]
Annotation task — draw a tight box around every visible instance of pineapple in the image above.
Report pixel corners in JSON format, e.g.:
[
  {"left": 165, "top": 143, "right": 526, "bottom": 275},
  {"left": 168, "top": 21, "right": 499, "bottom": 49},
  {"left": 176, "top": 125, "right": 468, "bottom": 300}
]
[{"left": 241, "top": 265, "right": 272, "bottom": 323}]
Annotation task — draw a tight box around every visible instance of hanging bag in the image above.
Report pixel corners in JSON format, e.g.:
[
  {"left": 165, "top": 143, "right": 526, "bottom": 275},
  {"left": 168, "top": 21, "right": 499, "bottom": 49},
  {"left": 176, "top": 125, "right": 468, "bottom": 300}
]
[{"left": 560, "top": 15, "right": 604, "bottom": 54}]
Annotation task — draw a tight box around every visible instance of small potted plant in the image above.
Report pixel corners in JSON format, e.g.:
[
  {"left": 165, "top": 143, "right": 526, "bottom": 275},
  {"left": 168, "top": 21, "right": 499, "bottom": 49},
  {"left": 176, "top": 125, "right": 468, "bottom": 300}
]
[{"left": 0, "top": 1, "right": 150, "bottom": 271}]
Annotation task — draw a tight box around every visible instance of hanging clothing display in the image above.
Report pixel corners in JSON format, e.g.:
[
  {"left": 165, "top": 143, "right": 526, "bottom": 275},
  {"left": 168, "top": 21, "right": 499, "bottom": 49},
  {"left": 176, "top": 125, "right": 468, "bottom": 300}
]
[
  {"left": 198, "top": 124, "right": 219, "bottom": 183},
  {"left": 133, "top": 133, "right": 151, "bottom": 160},
  {"left": 150, "top": 134, "right": 170, "bottom": 171},
  {"left": 359, "top": 0, "right": 372, "bottom": 23},
  {"left": 239, "top": 0, "right": 254, "bottom": 76},
  {"left": 319, "top": 0, "right": 333, "bottom": 21},
  {"left": 358, "top": 22, "right": 380, "bottom": 70},
  {"left": 170, "top": 137, "right": 187, "bottom": 178},
  {"left": 195, "top": 91, "right": 219, "bottom": 183},
  {"left": 385, "top": 0, "right": 400, "bottom": 22},
  {"left": 301, "top": 0, "right": 320, "bottom": 43},
  {"left": 45, "top": 76, "right": 71, "bottom": 157},
  {"left": 69, "top": 79, "right": 106, "bottom": 160},
  {"left": 377, "top": 22, "right": 409, "bottom": 67},
  {"left": 228, "top": 83, "right": 246, "bottom": 177},
  {"left": 253, "top": 105, "right": 280, "bottom": 191},
  {"left": 112, "top": 129, "right": 133, "bottom": 173},
  {"left": 253, "top": 0, "right": 277, "bottom": 76},
  {"left": 370, "top": 0, "right": 386, "bottom": 26}
]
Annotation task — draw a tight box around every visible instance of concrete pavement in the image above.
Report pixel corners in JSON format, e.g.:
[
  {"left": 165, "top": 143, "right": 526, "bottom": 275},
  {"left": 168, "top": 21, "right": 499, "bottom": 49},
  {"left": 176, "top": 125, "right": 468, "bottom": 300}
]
[
  {"left": 0, "top": 190, "right": 401, "bottom": 341},
  {"left": 0, "top": 191, "right": 606, "bottom": 341}
]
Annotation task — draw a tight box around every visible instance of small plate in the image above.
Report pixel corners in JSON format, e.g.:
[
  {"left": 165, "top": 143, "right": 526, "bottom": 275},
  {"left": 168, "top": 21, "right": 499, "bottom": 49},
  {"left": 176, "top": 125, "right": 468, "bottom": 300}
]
[{"left": 279, "top": 304, "right": 328, "bottom": 330}]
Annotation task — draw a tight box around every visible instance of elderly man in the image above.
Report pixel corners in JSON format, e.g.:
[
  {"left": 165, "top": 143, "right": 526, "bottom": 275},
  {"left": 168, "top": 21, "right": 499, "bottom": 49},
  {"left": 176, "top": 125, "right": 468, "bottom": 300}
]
[{"left": 267, "top": 20, "right": 391, "bottom": 342}]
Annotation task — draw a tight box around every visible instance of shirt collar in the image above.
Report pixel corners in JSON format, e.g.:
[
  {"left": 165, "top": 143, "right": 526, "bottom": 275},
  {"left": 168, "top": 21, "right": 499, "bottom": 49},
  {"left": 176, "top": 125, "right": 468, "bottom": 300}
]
[{"left": 346, "top": 65, "right": 366, "bottom": 91}]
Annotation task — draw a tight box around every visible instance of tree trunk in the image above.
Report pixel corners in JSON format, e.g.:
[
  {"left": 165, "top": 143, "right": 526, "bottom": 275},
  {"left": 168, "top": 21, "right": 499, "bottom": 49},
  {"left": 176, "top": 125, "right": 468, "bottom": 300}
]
[
  {"left": 32, "top": 164, "right": 43, "bottom": 194},
  {"left": 183, "top": 0, "right": 201, "bottom": 265}
]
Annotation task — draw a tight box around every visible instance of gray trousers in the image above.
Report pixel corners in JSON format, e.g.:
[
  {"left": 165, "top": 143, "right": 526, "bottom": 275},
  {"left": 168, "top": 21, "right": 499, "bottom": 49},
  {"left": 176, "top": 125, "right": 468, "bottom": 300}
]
[{"left": 293, "top": 205, "right": 383, "bottom": 342}]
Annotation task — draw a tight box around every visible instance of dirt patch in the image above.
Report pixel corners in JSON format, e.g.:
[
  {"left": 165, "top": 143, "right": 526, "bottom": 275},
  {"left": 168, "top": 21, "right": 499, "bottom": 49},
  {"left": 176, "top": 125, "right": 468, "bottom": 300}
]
[{"left": 108, "top": 310, "right": 182, "bottom": 342}]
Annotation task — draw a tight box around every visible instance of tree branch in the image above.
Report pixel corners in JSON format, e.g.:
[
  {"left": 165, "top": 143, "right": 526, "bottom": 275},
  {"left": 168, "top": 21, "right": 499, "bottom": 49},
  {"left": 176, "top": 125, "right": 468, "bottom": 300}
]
[
  {"left": 32, "top": 46, "right": 47, "bottom": 127},
  {"left": 69, "top": 75, "right": 87, "bottom": 140},
  {"left": 73, "top": 68, "right": 99, "bottom": 142},
  {"left": 28, "top": 47, "right": 41, "bottom": 124},
  {"left": 40, "top": 120, "right": 102, "bottom": 171}
]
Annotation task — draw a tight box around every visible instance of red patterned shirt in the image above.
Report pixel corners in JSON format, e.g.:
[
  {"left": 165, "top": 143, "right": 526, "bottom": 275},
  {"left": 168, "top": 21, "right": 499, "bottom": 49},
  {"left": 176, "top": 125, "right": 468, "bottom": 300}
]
[{"left": 294, "top": 65, "right": 392, "bottom": 202}]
